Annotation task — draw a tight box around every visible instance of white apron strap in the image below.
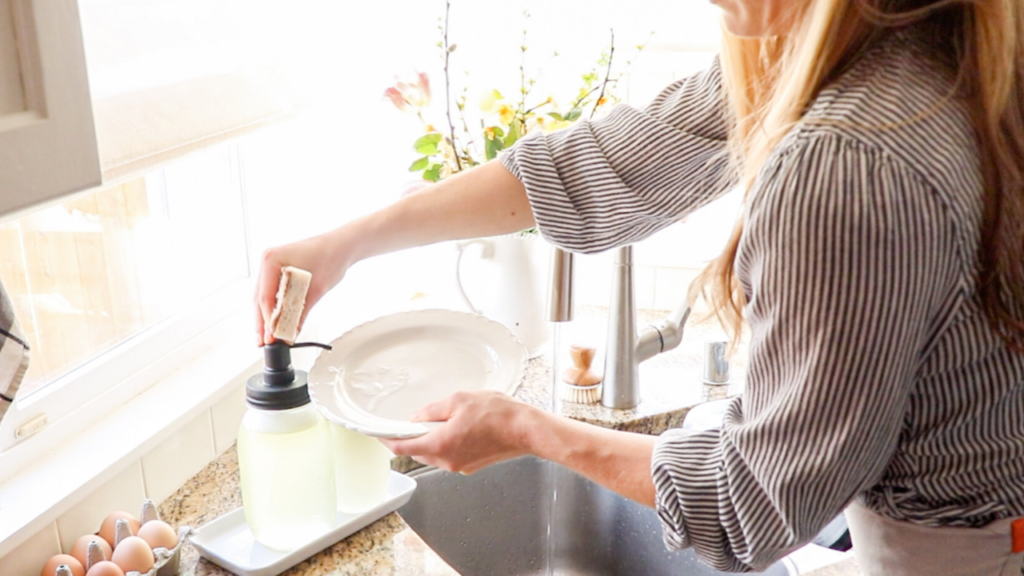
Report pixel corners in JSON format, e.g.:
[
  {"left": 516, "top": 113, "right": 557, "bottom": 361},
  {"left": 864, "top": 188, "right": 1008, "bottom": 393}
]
[{"left": 845, "top": 502, "right": 1024, "bottom": 576}]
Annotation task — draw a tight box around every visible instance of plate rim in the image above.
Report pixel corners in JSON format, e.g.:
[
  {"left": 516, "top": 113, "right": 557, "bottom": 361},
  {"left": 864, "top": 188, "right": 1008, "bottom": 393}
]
[{"left": 308, "top": 309, "right": 528, "bottom": 439}]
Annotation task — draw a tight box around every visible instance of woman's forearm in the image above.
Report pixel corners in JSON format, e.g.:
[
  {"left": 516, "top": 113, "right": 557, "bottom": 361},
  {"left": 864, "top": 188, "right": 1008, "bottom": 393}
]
[
  {"left": 381, "top": 392, "right": 657, "bottom": 508},
  {"left": 520, "top": 406, "right": 658, "bottom": 508},
  {"left": 339, "top": 160, "right": 534, "bottom": 266}
]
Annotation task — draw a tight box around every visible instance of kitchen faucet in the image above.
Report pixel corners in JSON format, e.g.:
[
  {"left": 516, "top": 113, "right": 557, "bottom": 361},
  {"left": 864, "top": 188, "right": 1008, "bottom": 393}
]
[
  {"left": 547, "top": 246, "right": 692, "bottom": 410},
  {"left": 603, "top": 245, "right": 691, "bottom": 409}
]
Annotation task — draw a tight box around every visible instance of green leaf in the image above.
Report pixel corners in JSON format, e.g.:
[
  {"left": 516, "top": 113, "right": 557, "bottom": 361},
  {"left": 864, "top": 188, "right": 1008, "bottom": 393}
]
[
  {"left": 503, "top": 119, "right": 521, "bottom": 147},
  {"left": 486, "top": 126, "right": 505, "bottom": 139},
  {"left": 565, "top": 108, "right": 582, "bottom": 122},
  {"left": 547, "top": 112, "right": 565, "bottom": 122},
  {"left": 423, "top": 164, "right": 443, "bottom": 182},
  {"left": 485, "top": 136, "right": 505, "bottom": 160},
  {"left": 408, "top": 157, "right": 430, "bottom": 172},
  {"left": 414, "top": 133, "right": 443, "bottom": 155}
]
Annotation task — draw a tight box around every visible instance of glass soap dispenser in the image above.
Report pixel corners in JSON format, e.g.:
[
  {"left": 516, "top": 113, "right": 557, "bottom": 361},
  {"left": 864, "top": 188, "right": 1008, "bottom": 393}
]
[
  {"left": 330, "top": 423, "right": 391, "bottom": 514},
  {"left": 237, "top": 341, "right": 336, "bottom": 551}
]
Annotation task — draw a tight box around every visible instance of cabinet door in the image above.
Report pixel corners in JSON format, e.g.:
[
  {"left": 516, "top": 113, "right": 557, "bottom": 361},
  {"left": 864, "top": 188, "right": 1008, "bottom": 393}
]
[{"left": 0, "top": 0, "right": 100, "bottom": 220}]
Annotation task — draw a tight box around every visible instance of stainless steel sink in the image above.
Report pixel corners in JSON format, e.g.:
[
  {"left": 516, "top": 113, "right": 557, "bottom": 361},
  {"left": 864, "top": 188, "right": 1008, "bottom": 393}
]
[{"left": 399, "top": 456, "right": 790, "bottom": 576}]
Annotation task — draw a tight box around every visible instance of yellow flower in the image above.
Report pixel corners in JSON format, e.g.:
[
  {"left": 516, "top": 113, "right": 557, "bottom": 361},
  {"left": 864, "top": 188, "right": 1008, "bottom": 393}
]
[
  {"left": 481, "top": 90, "right": 517, "bottom": 126},
  {"left": 498, "top": 104, "right": 515, "bottom": 126},
  {"left": 484, "top": 126, "right": 497, "bottom": 140},
  {"left": 480, "top": 90, "right": 504, "bottom": 114}
]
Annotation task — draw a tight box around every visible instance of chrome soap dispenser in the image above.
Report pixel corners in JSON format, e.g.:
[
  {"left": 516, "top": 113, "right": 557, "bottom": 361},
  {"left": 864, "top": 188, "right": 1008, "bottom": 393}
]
[{"left": 237, "top": 341, "right": 336, "bottom": 551}]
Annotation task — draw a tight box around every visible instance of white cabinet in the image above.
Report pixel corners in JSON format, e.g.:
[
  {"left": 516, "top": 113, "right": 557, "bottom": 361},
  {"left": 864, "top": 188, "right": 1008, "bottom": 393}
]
[{"left": 0, "top": 0, "right": 100, "bottom": 220}]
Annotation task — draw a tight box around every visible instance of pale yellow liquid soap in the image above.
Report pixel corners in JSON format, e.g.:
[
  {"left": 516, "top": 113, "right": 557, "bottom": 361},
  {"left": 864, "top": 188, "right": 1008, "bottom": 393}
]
[
  {"left": 237, "top": 404, "right": 336, "bottom": 551},
  {"left": 330, "top": 423, "right": 391, "bottom": 513}
]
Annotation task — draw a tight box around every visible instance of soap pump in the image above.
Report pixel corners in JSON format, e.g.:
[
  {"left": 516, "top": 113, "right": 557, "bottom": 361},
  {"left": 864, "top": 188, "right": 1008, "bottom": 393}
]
[
  {"left": 243, "top": 341, "right": 330, "bottom": 409},
  {"left": 237, "top": 341, "right": 337, "bottom": 552}
]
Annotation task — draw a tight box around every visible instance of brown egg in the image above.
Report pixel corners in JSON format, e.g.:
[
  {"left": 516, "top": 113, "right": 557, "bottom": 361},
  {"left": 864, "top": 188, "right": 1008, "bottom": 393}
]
[
  {"left": 84, "top": 561, "right": 124, "bottom": 576},
  {"left": 70, "top": 535, "right": 111, "bottom": 568},
  {"left": 109, "top": 536, "right": 153, "bottom": 574},
  {"left": 40, "top": 555, "right": 85, "bottom": 576},
  {"left": 137, "top": 520, "right": 178, "bottom": 550},
  {"left": 98, "top": 512, "right": 138, "bottom": 547}
]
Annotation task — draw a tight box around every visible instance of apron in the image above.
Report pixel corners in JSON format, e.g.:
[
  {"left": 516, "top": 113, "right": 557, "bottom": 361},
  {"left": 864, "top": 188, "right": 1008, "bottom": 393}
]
[{"left": 845, "top": 502, "right": 1024, "bottom": 576}]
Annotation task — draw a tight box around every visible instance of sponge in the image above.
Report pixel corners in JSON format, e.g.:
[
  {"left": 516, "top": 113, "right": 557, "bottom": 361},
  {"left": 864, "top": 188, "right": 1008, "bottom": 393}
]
[{"left": 268, "top": 266, "right": 312, "bottom": 344}]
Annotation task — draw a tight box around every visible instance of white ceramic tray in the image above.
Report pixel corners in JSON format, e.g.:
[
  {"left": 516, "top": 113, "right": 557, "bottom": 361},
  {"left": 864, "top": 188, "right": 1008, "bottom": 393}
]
[
  {"left": 190, "top": 471, "right": 416, "bottom": 576},
  {"left": 309, "top": 309, "right": 527, "bottom": 439}
]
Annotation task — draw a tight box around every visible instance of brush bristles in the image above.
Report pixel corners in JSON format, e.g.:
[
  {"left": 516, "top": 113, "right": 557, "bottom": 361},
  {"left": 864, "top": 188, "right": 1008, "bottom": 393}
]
[{"left": 560, "top": 383, "right": 602, "bottom": 404}]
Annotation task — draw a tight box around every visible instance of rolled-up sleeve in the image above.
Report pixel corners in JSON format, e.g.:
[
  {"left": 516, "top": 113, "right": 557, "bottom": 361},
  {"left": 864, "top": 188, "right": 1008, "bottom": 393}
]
[
  {"left": 651, "top": 133, "right": 961, "bottom": 571},
  {"left": 501, "top": 59, "right": 734, "bottom": 253}
]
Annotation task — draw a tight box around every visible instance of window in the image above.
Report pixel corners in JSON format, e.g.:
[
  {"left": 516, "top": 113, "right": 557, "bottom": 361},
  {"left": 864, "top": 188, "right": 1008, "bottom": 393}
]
[
  {"left": 0, "top": 0, "right": 730, "bottom": 455},
  {"left": 0, "top": 144, "right": 248, "bottom": 448},
  {"left": 1, "top": 145, "right": 247, "bottom": 397}
]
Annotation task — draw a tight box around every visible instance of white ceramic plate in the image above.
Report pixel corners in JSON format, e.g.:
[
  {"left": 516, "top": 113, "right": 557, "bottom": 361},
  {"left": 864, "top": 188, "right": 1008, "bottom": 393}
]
[
  {"left": 190, "top": 472, "right": 416, "bottom": 576},
  {"left": 309, "top": 309, "right": 528, "bottom": 439}
]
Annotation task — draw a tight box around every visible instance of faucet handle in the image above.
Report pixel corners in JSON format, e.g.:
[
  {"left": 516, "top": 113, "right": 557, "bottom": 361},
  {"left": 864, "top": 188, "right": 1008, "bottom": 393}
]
[{"left": 563, "top": 345, "right": 603, "bottom": 386}]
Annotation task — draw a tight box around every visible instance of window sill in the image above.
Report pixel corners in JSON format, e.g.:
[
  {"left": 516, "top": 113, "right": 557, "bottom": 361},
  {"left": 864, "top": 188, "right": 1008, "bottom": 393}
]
[{"left": 0, "top": 252, "right": 429, "bottom": 557}]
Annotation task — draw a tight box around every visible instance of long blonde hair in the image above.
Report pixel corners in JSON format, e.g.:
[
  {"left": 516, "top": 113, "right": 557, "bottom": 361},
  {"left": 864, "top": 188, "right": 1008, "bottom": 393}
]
[{"left": 698, "top": 0, "right": 1024, "bottom": 351}]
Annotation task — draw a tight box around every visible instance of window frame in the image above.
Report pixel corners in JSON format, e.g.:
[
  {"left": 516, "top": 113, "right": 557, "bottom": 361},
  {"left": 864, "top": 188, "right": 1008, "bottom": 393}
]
[{"left": 0, "top": 144, "right": 252, "bottom": 471}]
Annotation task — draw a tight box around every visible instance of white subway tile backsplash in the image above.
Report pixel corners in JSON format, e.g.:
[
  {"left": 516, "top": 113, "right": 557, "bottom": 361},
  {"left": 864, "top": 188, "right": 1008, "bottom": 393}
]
[
  {"left": 634, "top": 223, "right": 690, "bottom": 268},
  {"left": 211, "top": 384, "right": 247, "bottom": 454},
  {"left": 566, "top": 251, "right": 694, "bottom": 312},
  {"left": 634, "top": 265, "right": 657, "bottom": 310},
  {"left": 56, "top": 461, "right": 145, "bottom": 553},
  {"left": 0, "top": 522, "right": 61, "bottom": 576},
  {"left": 141, "top": 412, "right": 215, "bottom": 505},
  {"left": 654, "top": 267, "right": 702, "bottom": 311},
  {"left": 574, "top": 251, "right": 613, "bottom": 308}
]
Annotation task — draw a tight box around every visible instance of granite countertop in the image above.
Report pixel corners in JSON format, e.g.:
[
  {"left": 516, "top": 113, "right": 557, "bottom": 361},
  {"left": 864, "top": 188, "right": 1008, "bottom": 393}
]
[
  {"left": 160, "top": 305, "right": 859, "bottom": 575},
  {"left": 161, "top": 447, "right": 460, "bottom": 576}
]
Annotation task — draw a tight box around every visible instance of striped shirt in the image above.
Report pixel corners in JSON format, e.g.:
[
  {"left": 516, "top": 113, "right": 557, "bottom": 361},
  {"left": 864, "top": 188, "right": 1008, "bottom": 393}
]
[{"left": 501, "top": 28, "right": 1024, "bottom": 571}]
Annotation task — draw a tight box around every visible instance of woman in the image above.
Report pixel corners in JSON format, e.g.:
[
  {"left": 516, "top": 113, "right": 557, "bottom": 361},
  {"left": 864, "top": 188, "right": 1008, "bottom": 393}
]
[{"left": 256, "top": 0, "right": 1024, "bottom": 573}]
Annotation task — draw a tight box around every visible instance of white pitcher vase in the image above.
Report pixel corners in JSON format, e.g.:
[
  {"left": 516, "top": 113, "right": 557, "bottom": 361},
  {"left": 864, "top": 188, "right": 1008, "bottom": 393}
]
[{"left": 454, "top": 235, "right": 551, "bottom": 358}]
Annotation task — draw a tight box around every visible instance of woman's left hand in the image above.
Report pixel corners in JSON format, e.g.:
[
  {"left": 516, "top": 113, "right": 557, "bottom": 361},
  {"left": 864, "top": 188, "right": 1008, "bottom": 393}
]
[{"left": 381, "top": 390, "right": 542, "bottom": 474}]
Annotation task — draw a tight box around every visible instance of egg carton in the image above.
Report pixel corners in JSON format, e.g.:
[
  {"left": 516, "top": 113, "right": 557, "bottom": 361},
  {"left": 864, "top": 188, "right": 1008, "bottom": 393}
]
[{"left": 79, "top": 499, "right": 193, "bottom": 576}]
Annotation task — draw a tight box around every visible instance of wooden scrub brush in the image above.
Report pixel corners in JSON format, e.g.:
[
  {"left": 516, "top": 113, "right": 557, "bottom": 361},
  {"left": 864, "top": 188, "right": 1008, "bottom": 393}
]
[{"left": 561, "top": 345, "right": 602, "bottom": 404}]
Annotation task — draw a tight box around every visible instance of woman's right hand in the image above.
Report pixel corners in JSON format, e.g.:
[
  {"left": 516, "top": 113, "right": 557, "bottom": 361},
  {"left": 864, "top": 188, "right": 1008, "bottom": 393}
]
[
  {"left": 254, "top": 231, "right": 351, "bottom": 346},
  {"left": 252, "top": 162, "right": 534, "bottom": 346}
]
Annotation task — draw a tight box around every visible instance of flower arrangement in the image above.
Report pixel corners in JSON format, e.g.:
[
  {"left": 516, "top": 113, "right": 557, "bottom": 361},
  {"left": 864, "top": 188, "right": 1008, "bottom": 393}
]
[{"left": 385, "top": 2, "right": 650, "bottom": 184}]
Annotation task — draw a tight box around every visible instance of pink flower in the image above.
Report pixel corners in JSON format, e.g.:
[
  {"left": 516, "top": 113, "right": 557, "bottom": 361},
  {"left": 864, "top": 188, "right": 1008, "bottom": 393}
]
[{"left": 384, "top": 72, "right": 431, "bottom": 113}]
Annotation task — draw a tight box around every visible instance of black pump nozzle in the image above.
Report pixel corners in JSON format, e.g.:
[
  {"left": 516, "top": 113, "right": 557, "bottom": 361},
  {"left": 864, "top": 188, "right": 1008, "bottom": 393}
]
[
  {"left": 261, "top": 341, "right": 333, "bottom": 386},
  {"left": 262, "top": 341, "right": 295, "bottom": 386},
  {"left": 247, "top": 341, "right": 333, "bottom": 410}
]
